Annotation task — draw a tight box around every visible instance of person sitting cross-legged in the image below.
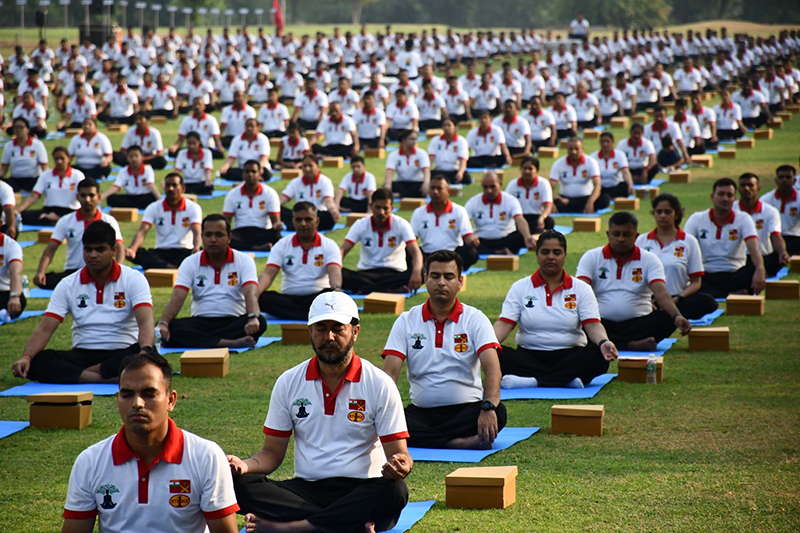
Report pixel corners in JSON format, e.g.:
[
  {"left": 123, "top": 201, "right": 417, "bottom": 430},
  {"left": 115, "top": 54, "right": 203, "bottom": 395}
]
[
  {"left": 335, "top": 156, "right": 378, "bottom": 214},
  {"left": 15, "top": 146, "right": 83, "bottom": 226},
  {"left": 223, "top": 160, "right": 283, "bottom": 252},
  {"left": 279, "top": 155, "right": 341, "bottom": 231},
  {"left": 100, "top": 146, "right": 161, "bottom": 209}
]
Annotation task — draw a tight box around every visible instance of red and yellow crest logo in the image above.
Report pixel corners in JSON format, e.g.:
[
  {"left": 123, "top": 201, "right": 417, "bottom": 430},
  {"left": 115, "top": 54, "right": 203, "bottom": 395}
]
[
  {"left": 314, "top": 254, "right": 324, "bottom": 266},
  {"left": 227, "top": 272, "right": 239, "bottom": 286},
  {"left": 182, "top": 217, "right": 190, "bottom": 228},
  {"left": 728, "top": 229, "right": 738, "bottom": 241},
  {"left": 349, "top": 399, "right": 366, "bottom": 411},
  {"left": 448, "top": 219, "right": 456, "bottom": 230},
  {"left": 169, "top": 494, "right": 191, "bottom": 508},
  {"left": 347, "top": 411, "right": 365, "bottom": 422},
  {"left": 388, "top": 236, "right": 397, "bottom": 248},
  {"left": 113, "top": 292, "right": 126, "bottom": 308}
]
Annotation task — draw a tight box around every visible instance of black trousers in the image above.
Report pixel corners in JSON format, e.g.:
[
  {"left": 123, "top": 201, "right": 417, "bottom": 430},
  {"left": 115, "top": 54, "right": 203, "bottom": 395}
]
[
  {"left": 28, "top": 343, "right": 140, "bottom": 383},
  {"left": 264, "top": 130, "right": 287, "bottom": 138},
  {"left": 577, "top": 119, "right": 599, "bottom": 130},
  {"left": 358, "top": 137, "right": 381, "bottom": 149},
  {"left": 280, "top": 207, "right": 335, "bottom": 231},
  {"left": 342, "top": 267, "right": 413, "bottom": 294},
  {"left": 419, "top": 118, "right": 443, "bottom": 130},
  {"left": 106, "top": 193, "right": 155, "bottom": 209},
  {"left": 184, "top": 181, "right": 215, "bottom": 196},
  {"left": 431, "top": 169, "right": 473, "bottom": 185},
  {"left": 73, "top": 165, "right": 112, "bottom": 181},
  {"left": 556, "top": 128, "right": 575, "bottom": 139},
  {"left": 221, "top": 166, "right": 272, "bottom": 182},
  {"left": 601, "top": 310, "right": 676, "bottom": 350},
  {"left": 130, "top": 248, "right": 192, "bottom": 270},
  {"left": 57, "top": 121, "right": 83, "bottom": 131},
  {"left": 259, "top": 290, "right": 328, "bottom": 320},
  {"left": 405, "top": 401, "right": 508, "bottom": 448},
  {"left": 38, "top": 269, "right": 78, "bottom": 290},
  {"left": 164, "top": 315, "right": 267, "bottom": 348},
  {"left": 97, "top": 113, "right": 135, "bottom": 125},
  {"left": 717, "top": 128, "right": 745, "bottom": 141},
  {"left": 466, "top": 154, "right": 506, "bottom": 168},
  {"left": 553, "top": 193, "right": 611, "bottom": 213},
  {"left": 498, "top": 343, "right": 609, "bottom": 387},
  {"left": 312, "top": 143, "right": 355, "bottom": 158},
  {"left": 230, "top": 226, "right": 283, "bottom": 251},
  {"left": 340, "top": 196, "right": 369, "bottom": 213},
  {"left": 630, "top": 166, "right": 660, "bottom": 184},
  {"left": 532, "top": 139, "right": 555, "bottom": 152},
  {"left": 0, "top": 291, "right": 27, "bottom": 317},
  {"left": 386, "top": 128, "right": 410, "bottom": 142},
  {"left": 233, "top": 475, "right": 408, "bottom": 533},
  {"left": 296, "top": 118, "right": 319, "bottom": 132},
  {"left": 698, "top": 264, "right": 756, "bottom": 298},
  {"left": 676, "top": 292, "right": 719, "bottom": 320},
  {"left": 602, "top": 182, "right": 630, "bottom": 200},
  {"left": 784, "top": 235, "right": 800, "bottom": 255},
  {"left": 112, "top": 151, "right": 167, "bottom": 170},
  {"left": 20, "top": 206, "right": 74, "bottom": 226},
  {"left": 507, "top": 146, "right": 528, "bottom": 156},
  {"left": 476, "top": 231, "right": 525, "bottom": 255},
  {"left": 755, "top": 252, "right": 783, "bottom": 278},
  {"left": 522, "top": 213, "right": 555, "bottom": 234},
  {"left": 448, "top": 113, "right": 469, "bottom": 124},
  {"left": 220, "top": 135, "right": 234, "bottom": 149},
  {"left": 145, "top": 109, "right": 174, "bottom": 118},
  {"left": 422, "top": 246, "right": 479, "bottom": 270},
  {"left": 391, "top": 181, "right": 425, "bottom": 199},
  {"left": 5, "top": 177, "right": 38, "bottom": 192},
  {"left": 742, "top": 115, "right": 767, "bottom": 129}
]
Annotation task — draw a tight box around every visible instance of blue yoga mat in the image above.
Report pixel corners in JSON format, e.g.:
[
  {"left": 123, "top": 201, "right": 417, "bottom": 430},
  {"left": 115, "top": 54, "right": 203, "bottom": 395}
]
[
  {"left": 238, "top": 250, "right": 271, "bottom": 258},
  {"left": 28, "top": 288, "right": 54, "bottom": 299},
  {"left": 479, "top": 248, "right": 530, "bottom": 260},
  {"left": 500, "top": 373, "right": 617, "bottom": 400},
  {"left": 0, "top": 382, "right": 120, "bottom": 397},
  {"left": 386, "top": 500, "right": 436, "bottom": 533},
  {"left": 19, "top": 240, "right": 36, "bottom": 248},
  {"left": 553, "top": 224, "right": 574, "bottom": 235},
  {"left": 160, "top": 336, "right": 280, "bottom": 355},
  {"left": 101, "top": 206, "right": 146, "bottom": 214},
  {"left": 464, "top": 266, "right": 486, "bottom": 276},
  {"left": 408, "top": 427, "right": 539, "bottom": 463},
  {"left": 1, "top": 310, "right": 45, "bottom": 325},
  {"left": 689, "top": 308, "right": 725, "bottom": 326},
  {"left": 767, "top": 266, "right": 789, "bottom": 282},
  {"left": 465, "top": 165, "right": 511, "bottom": 173},
  {"left": 196, "top": 190, "right": 230, "bottom": 199},
  {"left": 617, "top": 337, "right": 678, "bottom": 358},
  {"left": 633, "top": 178, "right": 667, "bottom": 189},
  {"left": 0, "top": 421, "right": 30, "bottom": 439},
  {"left": 281, "top": 223, "right": 346, "bottom": 237},
  {"left": 19, "top": 224, "right": 57, "bottom": 232},
  {"left": 263, "top": 313, "right": 305, "bottom": 324},
  {"left": 551, "top": 207, "right": 612, "bottom": 218}
]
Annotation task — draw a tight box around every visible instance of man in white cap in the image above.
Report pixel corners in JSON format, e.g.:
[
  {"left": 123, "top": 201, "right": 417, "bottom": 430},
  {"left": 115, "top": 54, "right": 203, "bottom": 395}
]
[{"left": 227, "top": 292, "right": 412, "bottom": 533}]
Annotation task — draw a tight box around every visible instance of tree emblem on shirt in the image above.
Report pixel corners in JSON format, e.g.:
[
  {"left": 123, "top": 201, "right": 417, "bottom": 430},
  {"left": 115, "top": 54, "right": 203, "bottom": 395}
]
[
  {"left": 598, "top": 266, "right": 609, "bottom": 280},
  {"left": 364, "top": 237, "right": 373, "bottom": 247},
  {"left": 411, "top": 333, "right": 426, "bottom": 349},
  {"left": 96, "top": 484, "right": 119, "bottom": 509},
  {"left": 293, "top": 398, "right": 311, "bottom": 418},
  {"left": 699, "top": 229, "right": 708, "bottom": 239},
  {"left": 76, "top": 294, "right": 89, "bottom": 308},
  {"left": 157, "top": 217, "right": 165, "bottom": 226},
  {"left": 286, "top": 254, "right": 295, "bottom": 266},
  {"left": 476, "top": 211, "right": 484, "bottom": 219},
  {"left": 298, "top": 192, "right": 305, "bottom": 199},
  {"left": 525, "top": 295, "right": 537, "bottom": 308},
  {"left": 196, "top": 275, "right": 208, "bottom": 287},
  {"left": 422, "top": 220, "right": 429, "bottom": 229},
  {"left": 68, "top": 229, "right": 76, "bottom": 239}
]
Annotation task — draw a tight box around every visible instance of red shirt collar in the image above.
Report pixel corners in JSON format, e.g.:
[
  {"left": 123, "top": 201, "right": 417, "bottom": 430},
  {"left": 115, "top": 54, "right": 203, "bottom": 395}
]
[
  {"left": 738, "top": 199, "right": 763, "bottom": 214},
  {"left": 421, "top": 298, "right": 463, "bottom": 323},
  {"left": 645, "top": 227, "right": 686, "bottom": 245},
  {"left": 241, "top": 183, "right": 263, "bottom": 198},
  {"left": 111, "top": 418, "right": 184, "bottom": 466},
  {"left": 482, "top": 193, "right": 502, "bottom": 205},
  {"left": 398, "top": 147, "right": 417, "bottom": 156},
  {"left": 302, "top": 172, "right": 321, "bottom": 186},
  {"left": 162, "top": 197, "right": 187, "bottom": 211},
  {"left": 597, "top": 150, "right": 615, "bottom": 160},
  {"left": 291, "top": 232, "right": 322, "bottom": 248},
  {"left": 531, "top": 269, "right": 574, "bottom": 290},
  {"left": 627, "top": 138, "right": 642, "bottom": 147},
  {"left": 775, "top": 188, "right": 798, "bottom": 202},
  {"left": 516, "top": 176, "right": 539, "bottom": 187},
  {"left": 75, "top": 209, "right": 102, "bottom": 223},
  {"left": 199, "top": 246, "right": 235, "bottom": 266},
  {"left": 566, "top": 154, "right": 586, "bottom": 168},
  {"left": 370, "top": 214, "right": 392, "bottom": 232},
  {"left": 427, "top": 199, "right": 453, "bottom": 214},
  {"left": 79, "top": 260, "right": 122, "bottom": 285},
  {"left": 305, "top": 354, "right": 363, "bottom": 382},
  {"left": 127, "top": 164, "right": 145, "bottom": 176},
  {"left": 602, "top": 243, "right": 642, "bottom": 263},
  {"left": 13, "top": 136, "right": 33, "bottom": 147},
  {"left": 708, "top": 208, "right": 736, "bottom": 227},
  {"left": 55, "top": 166, "right": 74, "bottom": 179},
  {"left": 503, "top": 115, "right": 517, "bottom": 124}
]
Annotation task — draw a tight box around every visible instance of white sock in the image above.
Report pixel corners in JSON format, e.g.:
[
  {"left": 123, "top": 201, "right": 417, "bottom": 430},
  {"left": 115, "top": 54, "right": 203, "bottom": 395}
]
[
  {"left": 501, "top": 375, "right": 538, "bottom": 389},
  {"left": 565, "top": 377, "right": 584, "bottom": 389}
]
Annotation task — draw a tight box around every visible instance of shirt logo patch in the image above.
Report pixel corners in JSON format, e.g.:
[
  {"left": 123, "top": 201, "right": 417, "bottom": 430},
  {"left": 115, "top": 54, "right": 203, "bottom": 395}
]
[
  {"left": 292, "top": 397, "right": 311, "bottom": 418},
  {"left": 96, "top": 484, "right": 120, "bottom": 509},
  {"left": 699, "top": 229, "right": 709, "bottom": 239},
  {"left": 728, "top": 229, "right": 738, "bottom": 241},
  {"left": 169, "top": 494, "right": 191, "bottom": 508},
  {"left": 453, "top": 333, "right": 468, "bottom": 344},
  {"left": 411, "top": 333, "right": 426, "bottom": 349},
  {"left": 534, "top": 192, "right": 540, "bottom": 200},
  {"left": 169, "top": 480, "right": 191, "bottom": 494},
  {"left": 347, "top": 411, "right": 365, "bottom": 422},
  {"left": 76, "top": 294, "right": 90, "bottom": 308},
  {"left": 113, "top": 292, "right": 126, "bottom": 308},
  {"left": 499, "top": 211, "right": 507, "bottom": 221},
  {"left": 314, "top": 254, "right": 324, "bottom": 267},
  {"left": 196, "top": 274, "right": 208, "bottom": 287},
  {"left": 182, "top": 217, "right": 190, "bottom": 228},
  {"left": 0, "top": 255, "right": 4, "bottom": 267},
  {"left": 448, "top": 219, "right": 456, "bottom": 230},
  {"left": 388, "top": 236, "right": 397, "bottom": 248},
  {"left": 227, "top": 272, "right": 239, "bottom": 286},
  {"left": 364, "top": 237, "right": 373, "bottom": 247},
  {"left": 755, "top": 219, "right": 764, "bottom": 230},
  {"left": 349, "top": 399, "right": 366, "bottom": 411},
  {"left": 791, "top": 207, "right": 798, "bottom": 217},
  {"left": 286, "top": 255, "right": 295, "bottom": 266},
  {"left": 454, "top": 343, "right": 469, "bottom": 352},
  {"left": 598, "top": 266, "right": 609, "bottom": 279},
  {"left": 259, "top": 200, "right": 266, "bottom": 210},
  {"left": 564, "top": 293, "right": 577, "bottom": 309},
  {"left": 632, "top": 267, "right": 643, "bottom": 283},
  {"left": 525, "top": 295, "right": 536, "bottom": 308}
]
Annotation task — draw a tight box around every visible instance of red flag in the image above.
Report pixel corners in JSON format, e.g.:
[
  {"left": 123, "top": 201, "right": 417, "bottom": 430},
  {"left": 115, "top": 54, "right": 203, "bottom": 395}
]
[{"left": 272, "top": 0, "right": 285, "bottom": 33}]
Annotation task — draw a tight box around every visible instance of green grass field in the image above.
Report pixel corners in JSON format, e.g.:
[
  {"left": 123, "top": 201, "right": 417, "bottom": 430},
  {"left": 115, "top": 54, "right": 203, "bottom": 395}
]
[{"left": 1, "top": 54, "right": 800, "bottom": 531}]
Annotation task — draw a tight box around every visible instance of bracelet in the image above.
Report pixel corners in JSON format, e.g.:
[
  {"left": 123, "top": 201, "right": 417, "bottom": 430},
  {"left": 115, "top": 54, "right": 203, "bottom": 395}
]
[
  {"left": 402, "top": 467, "right": 412, "bottom": 479},
  {"left": 248, "top": 456, "right": 262, "bottom": 471},
  {"left": 157, "top": 321, "right": 169, "bottom": 327},
  {"left": 22, "top": 354, "right": 32, "bottom": 360},
  {"left": 671, "top": 312, "right": 681, "bottom": 322},
  {"left": 598, "top": 339, "right": 609, "bottom": 347}
]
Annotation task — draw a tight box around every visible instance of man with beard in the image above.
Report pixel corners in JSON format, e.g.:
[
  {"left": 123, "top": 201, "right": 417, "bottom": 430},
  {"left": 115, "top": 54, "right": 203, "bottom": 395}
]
[{"left": 228, "top": 292, "right": 412, "bottom": 533}]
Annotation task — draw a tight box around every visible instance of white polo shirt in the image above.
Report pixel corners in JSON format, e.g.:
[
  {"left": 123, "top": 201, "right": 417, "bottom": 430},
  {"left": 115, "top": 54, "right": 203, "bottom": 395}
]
[
  {"left": 688, "top": 106, "right": 717, "bottom": 139},
  {"left": 2, "top": 137, "right": 48, "bottom": 178},
  {"left": 595, "top": 88, "right": 623, "bottom": 117},
  {"left": 263, "top": 355, "right": 408, "bottom": 481},
  {"left": 382, "top": 299, "right": 500, "bottom": 407},
  {"left": 52, "top": 210, "right": 124, "bottom": 270},
  {"left": 68, "top": 132, "right": 114, "bottom": 169},
  {"left": 492, "top": 116, "right": 531, "bottom": 149},
  {"left": 549, "top": 154, "right": 600, "bottom": 197},
  {"left": 317, "top": 115, "right": 356, "bottom": 146},
  {"left": 12, "top": 102, "right": 47, "bottom": 125},
  {"left": 616, "top": 137, "right": 656, "bottom": 170},
  {"left": 417, "top": 93, "right": 446, "bottom": 121},
  {"left": 63, "top": 418, "right": 239, "bottom": 532},
  {"left": 684, "top": 209, "right": 758, "bottom": 273},
  {"left": 466, "top": 125, "right": 506, "bottom": 157},
  {"left": 114, "top": 165, "right": 156, "bottom": 196},
  {"left": 185, "top": 79, "right": 215, "bottom": 105},
  {"left": 339, "top": 171, "right": 377, "bottom": 201},
  {"left": 636, "top": 229, "right": 705, "bottom": 296},
  {"left": 175, "top": 149, "right": 213, "bottom": 184},
  {"left": 0, "top": 181, "right": 14, "bottom": 225},
  {"left": 443, "top": 88, "right": 470, "bottom": 115},
  {"left": 566, "top": 93, "right": 600, "bottom": 121},
  {"left": 120, "top": 126, "right": 164, "bottom": 156},
  {"left": 634, "top": 79, "right": 662, "bottom": 103},
  {"left": 65, "top": 98, "right": 98, "bottom": 124},
  {"left": 643, "top": 121, "right": 683, "bottom": 153},
  {"left": 576, "top": 244, "right": 667, "bottom": 322},
  {"left": 428, "top": 134, "right": 469, "bottom": 172},
  {"left": 735, "top": 200, "right": 782, "bottom": 255},
  {"left": 279, "top": 137, "right": 311, "bottom": 160},
  {"left": 760, "top": 187, "right": 798, "bottom": 236},
  {"left": 732, "top": 90, "right": 766, "bottom": 118},
  {"left": 354, "top": 107, "right": 387, "bottom": 139},
  {"left": 0, "top": 233, "right": 23, "bottom": 291},
  {"left": 220, "top": 104, "right": 257, "bottom": 138},
  {"left": 497, "top": 79, "right": 523, "bottom": 104},
  {"left": 465, "top": 192, "right": 523, "bottom": 239},
  {"left": 45, "top": 262, "right": 152, "bottom": 349},
  {"left": 505, "top": 176, "right": 553, "bottom": 215},
  {"left": 227, "top": 133, "right": 270, "bottom": 168},
  {"left": 673, "top": 115, "right": 701, "bottom": 149},
  {"left": 385, "top": 101, "right": 419, "bottom": 130},
  {"left": 590, "top": 150, "right": 629, "bottom": 188},
  {"left": 216, "top": 77, "right": 246, "bottom": 103},
  {"left": 142, "top": 198, "right": 202, "bottom": 250},
  {"left": 521, "top": 109, "right": 556, "bottom": 141},
  {"left": 344, "top": 214, "right": 416, "bottom": 271},
  {"left": 673, "top": 67, "right": 703, "bottom": 92},
  {"left": 31, "top": 167, "right": 84, "bottom": 209},
  {"left": 178, "top": 113, "right": 221, "bottom": 149},
  {"left": 469, "top": 84, "right": 500, "bottom": 110},
  {"left": 550, "top": 104, "right": 577, "bottom": 130},
  {"left": 265, "top": 233, "right": 342, "bottom": 295},
  {"left": 714, "top": 102, "right": 743, "bottom": 130},
  {"left": 410, "top": 201, "right": 474, "bottom": 253},
  {"left": 281, "top": 173, "right": 335, "bottom": 210},
  {"left": 223, "top": 184, "right": 281, "bottom": 230},
  {"left": 105, "top": 87, "right": 139, "bottom": 117},
  {"left": 327, "top": 88, "right": 361, "bottom": 116},
  {"left": 175, "top": 247, "right": 258, "bottom": 317},
  {"left": 386, "top": 147, "right": 430, "bottom": 183},
  {"left": 148, "top": 84, "right": 178, "bottom": 111},
  {"left": 499, "top": 271, "right": 601, "bottom": 351},
  {"left": 257, "top": 103, "right": 291, "bottom": 133},
  {"left": 294, "top": 90, "right": 329, "bottom": 122}
]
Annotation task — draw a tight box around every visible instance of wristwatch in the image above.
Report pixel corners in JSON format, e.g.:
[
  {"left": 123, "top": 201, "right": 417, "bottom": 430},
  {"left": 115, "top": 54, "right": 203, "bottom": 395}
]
[
  {"left": 246, "top": 312, "right": 258, "bottom": 320},
  {"left": 9, "top": 292, "right": 20, "bottom": 298},
  {"left": 480, "top": 400, "right": 497, "bottom": 412}
]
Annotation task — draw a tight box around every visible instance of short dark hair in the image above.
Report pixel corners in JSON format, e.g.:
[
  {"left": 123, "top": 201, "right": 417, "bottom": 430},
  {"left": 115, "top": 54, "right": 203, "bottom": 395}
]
[
  {"left": 52, "top": 146, "right": 69, "bottom": 158},
  {"left": 651, "top": 193, "right": 684, "bottom": 227},
  {"left": 243, "top": 159, "right": 261, "bottom": 170},
  {"left": 608, "top": 211, "right": 639, "bottom": 229},
  {"left": 350, "top": 155, "right": 365, "bottom": 166},
  {"left": 164, "top": 171, "right": 184, "bottom": 185},
  {"left": 119, "top": 351, "right": 173, "bottom": 392},
  {"left": 293, "top": 201, "right": 318, "bottom": 215},
  {"left": 424, "top": 249, "right": 463, "bottom": 275},
  {"left": 535, "top": 229, "right": 567, "bottom": 253},
  {"left": 12, "top": 116, "right": 30, "bottom": 130},
  {"left": 371, "top": 188, "right": 393, "bottom": 203},
  {"left": 600, "top": 131, "right": 614, "bottom": 142},
  {"left": 126, "top": 144, "right": 143, "bottom": 155},
  {"left": 397, "top": 129, "right": 416, "bottom": 143},
  {"left": 78, "top": 177, "right": 99, "bottom": 193},
  {"left": 519, "top": 156, "right": 539, "bottom": 170},
  {"left": 83, "top": 220, "right": 117, "bottom": 247},
  {"left": 201, "top": 213, "right": 231, "bottom": 234},
  {"left": 739, "top": 172, "right": 759, "bottom": 183},
  {"left": 713, "top": 177, "right": 737, "bottom": 192},
  {"left": 776, "top": 164, "right": 796, "bottom": 176},
  {"left": 654, "top": 105, "right": 667, "bottom": 114},
  {"left": 185, "top": 131, "right": 201, "bottom": 143}
]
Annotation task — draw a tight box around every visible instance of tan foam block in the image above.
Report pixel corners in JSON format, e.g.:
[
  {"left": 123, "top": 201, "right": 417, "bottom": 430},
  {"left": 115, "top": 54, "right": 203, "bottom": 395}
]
[
  {"left": 64, "top": 128, "right": 83, "bottom": 137},
  {"left": 617, "top": 356, "right": 664, "bottom": 382},
  {"left": 14, "top": 193, "right": 22, "bottom": 204},
  {"left": 183, "top": 194, "right": 198, "bottom": 201},
  {"left": 791, "top": 256, "right": 800, "bottom": 272},
  {"left": 718, "top": 149, "right": 737, "bottom": 159},
  {"left": 363, "top": 292, "right": 406, "bottom": 315},
  {"left": 631, "top": 113, "right": 648, "bottom": 123},
  {"left": 645, "top": 108, "right": 655, "bottom": 116},
  {"left": 281, "top": 323, "right": 309, "bottom": 345},
  {"left": 754, "top": 129, "right": 773, "bottom": 140},
  {"left": 609, "top": 117, "right": 630, "bottom": 129},
  {"left": 583, "top": 129, "right": 601, "bottom": 139},
  {"left": 573, "top": 218, "right": 601, "bottom": 232},
  {"left": 663, "top": 101, "right": 675, "bottom": 108},
  {"left": 281, "top": 169, "right": 302, "bottom": 180},
  {"left": 692, "top": 154, "right": 714, "bottom": 167},
  {"left": 109, "top": 207, "right": 139, "bottom": 222},
  {"left": 457, "top": 121, "right": 474, "bottom": 131},
  {"left": 446, "top": 466, "right": 518, "bottom": 509},
  {"left": 538, "top": 147, "right": 559, "bottom": 158},
  {"left": 346, "top": 212, "right": 369, "bottom": 226},
  {"left": 787, "top": 105, "right": 800, "bottom": 114},
  {"left": 144, "top": 268, "right": 179, "bottom": 288},
  {"left": 107, "top": 124, "right": 128, "bottom": 132},
  {"left": 37, "top": 229, "right": 55, "bottom": 244},
  {"left": 486, "top": 255, "right": 519, "bottom": 271},
  {"left": 304, "top": 130, "right": 318, "bottom": 141},
  {"left": 768, "top": 118, "right": 784, "bottom": 129},
  {"left": 776, "top": 111, "right": 792, "bottom": 121},
  {"left": 704, "top": 91, "right": 715, "bottom": 100},
  {"left": 180, "top": 349, "right": 230, "bottom": 377},
  {"left": 460, "top": 275, "right": 468, "bottom": 292},
  {"left": 364, "top": 147, "right": 386, "bottom": 159},
  {"left": 725, "top": 294, "right": 765, "bottom": 316},
  {"left": 668, "top": 171, "right": 691, "bottom": 183},
  {"left": 425, "top": 128, "right": 444, "bottom": 137},
  {"left": 269, "top": 137, "right": 283, "bottom": 148},
  {"left": 736, "top": 138, "right": 755, "bottom": 149},
  {"left": 511, "top": 152, "right": 528, "bottom": 164},
  {"left": 448, "top": 184, "right": 463, "bottom": 197},
  {"left": 150, "top": 115, "right": 168, "bottom": 123},
  {"left": 765, "top": 280, "right": 800, "bottom": 300},
  {"left": 322, "top": 157, "right": 344, "bottom": 168},
  {"left": 688, "top": 327, "right": 730, "bottom": 352},
  {"left": 559, "top": 139, "right": 569, "bottom": 149},
  {"left": 399, "top": 198, "right": 427, "bottom": 211},
  {"left": 636, "top": 187, "right": 660, "bottom": 200},
  {"left": 613, "top": 197, "right": 640, "bottom": 210},
  {"left": 28, "top": 392, "right": 92, "bottom": 429},
  {"left": 551, "top": 404, "right": 604, "bottom": 436}
]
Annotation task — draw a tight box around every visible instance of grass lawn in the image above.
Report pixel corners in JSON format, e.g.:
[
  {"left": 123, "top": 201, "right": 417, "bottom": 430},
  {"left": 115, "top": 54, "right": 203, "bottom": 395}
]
[{"left": 0, "top": 52, "right": 799, "bottom": 531}]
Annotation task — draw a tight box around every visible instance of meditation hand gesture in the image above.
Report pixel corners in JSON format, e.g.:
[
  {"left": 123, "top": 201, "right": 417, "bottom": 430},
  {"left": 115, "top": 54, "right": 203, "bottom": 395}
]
[
  {"left": 600, "top": 340, "right": 618, "bottom": 362},
  {"left": 11, "top": 356, "right": 31, "bottom": 379},
  {"left": 381, "top": 453, "right": 412, "bottom": 480},
  {"left": 227, "top": 454, "right": 249, "bottom": 476}
]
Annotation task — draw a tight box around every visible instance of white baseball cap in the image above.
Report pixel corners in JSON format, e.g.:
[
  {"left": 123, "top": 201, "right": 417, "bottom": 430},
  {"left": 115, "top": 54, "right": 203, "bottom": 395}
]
[{"left": 308, "top": 291, "right": 360, "bottom": 326}]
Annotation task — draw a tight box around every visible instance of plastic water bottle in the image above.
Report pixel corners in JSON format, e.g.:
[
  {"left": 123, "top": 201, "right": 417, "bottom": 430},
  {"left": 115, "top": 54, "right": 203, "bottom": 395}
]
[
  {"left": 0, "top": 309, "right": 9, "bottom": 324},
  {"left": 15, "top": 213, "right": 23, "bottom": 233},
  {"left": 154, "top": 328, "right": 162, "bottom": 353},
  {"left": 21, "top": 275, "right": 30, "bottom": 298},
  {"left": 646, "top": 354, "right": 658, "bottom": 385}
]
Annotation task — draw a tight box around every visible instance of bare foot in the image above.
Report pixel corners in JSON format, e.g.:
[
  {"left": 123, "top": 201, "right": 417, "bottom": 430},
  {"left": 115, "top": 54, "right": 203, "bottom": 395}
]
[
  {"left": 217, "top": 336, "right": 256, "bottom": 348},
  {"left": 364, "top": 522, "right": 376, "bottom": 533},
  {"left": 446, "top": 435, "right": 493, "bottom": 450},
  {"left": 627, "top": 337, "right": 657, "bottom": 352},
  {"left": 495, "top": 248, "right": 513, "bottom": 255},
  {"left": 244, "top": 514, "right": 315, "bottom": 533}
]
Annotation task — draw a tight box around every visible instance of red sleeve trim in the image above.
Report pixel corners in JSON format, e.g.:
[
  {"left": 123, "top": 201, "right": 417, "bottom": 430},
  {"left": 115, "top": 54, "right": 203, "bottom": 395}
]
[
  {"left": 265, "top": 263, "right": 281, "bottom": 270},
  {"left": 513, "top": 213, "right": 523, "bottom": 218},
  {"left": 49, "top": 238, "right": 62, "bottom": 244},
  {"left": 688, "top": 271, "right": 705, "bottom": 278},
  {"left": 581, "top": 318, "right": 602, "bottom": 325},
  {"left": 462, "top": 232, "right": 473, "bottom": 238},
  {"left": 477, "top": 342, "right": 501, "bottom": 355},
  {"left": 190, "top": 222, "right": 201, "bottom": 226},
  {"left": 263, "top": 426, "right": 292, "bottom": 437},
  {"left": 141, "top": 221, "right": 153, "bottom": 228},
  {"left": 577, "top": 275, "right": 592, "bottom": 283},
  {"left": 404, "top": 239, "right": 417, "bottom": 245},
  {"left": 280, "top": 194, "right": 291, "bottom": 200},
  {"left": 44, "top": 312, "right": 64, "bottom": 322},
  {"left": 649, "top": 278, "right": 666, "bottom": 285},
  {"left": 744, "top": 235, "right": 758, "bottom": 241},
  {"left": 133, "top": 302, "right": 153, "bottom": 310},
  {"left": 326, "top": 262, "right": 342, "bottom": 268},
  {"left": 8, "top": 258, "right": 22, "bottom": 265},
  {"left": 62, "top": 509, "right": 98, "bottom": 519},
  {"left": 174, "top": 284, "right": 191, "bottom": 291},
  {"left": 343, "top": 238, "right": 355, "bottom": 245},
  {"left": 381, "top": 349, "right": 406, "bottom": 361},
  {"left": 202, "top": 503, "right": 240, "bottom": 520},
  {"left": 242, "top": 280, "right": 258, "bottom": 287},
  {"left": 28, "top": 191, "right": 42, "bottom": 198},
  {"left": 769, "top": 231, "right": 781, "bottom": 236},
  {"left": 498, "top": 317, "right": 517, "bottom": 326},
  {"left": 222, "top": 212, "right": 234, "bottom": 216},
  {"left": 380, "top": 431, "right": 410, "bottom": 443}
]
